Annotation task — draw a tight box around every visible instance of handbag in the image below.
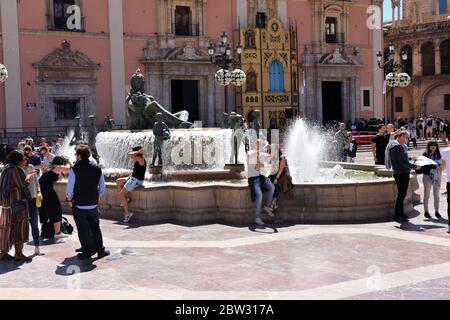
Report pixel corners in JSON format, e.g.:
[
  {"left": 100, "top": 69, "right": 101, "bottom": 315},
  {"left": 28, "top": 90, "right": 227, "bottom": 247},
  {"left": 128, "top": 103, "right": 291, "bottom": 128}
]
[{"left": 61, "top": 217, "right": 74, "bottom": 235}]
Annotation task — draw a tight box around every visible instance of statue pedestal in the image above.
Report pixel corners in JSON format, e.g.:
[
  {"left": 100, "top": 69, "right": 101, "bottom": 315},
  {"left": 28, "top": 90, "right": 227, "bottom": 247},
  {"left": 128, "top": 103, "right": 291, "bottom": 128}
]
[
  {"left": 224, "top": 163, "right": 245, "bottom": 173},
  {"left": 149, "top": 166, "right": 163, "bottom": 175}
]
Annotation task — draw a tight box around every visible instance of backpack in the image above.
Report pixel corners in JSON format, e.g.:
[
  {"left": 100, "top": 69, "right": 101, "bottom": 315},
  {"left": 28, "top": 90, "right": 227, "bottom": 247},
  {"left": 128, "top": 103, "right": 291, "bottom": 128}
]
[{"left": 40, "top": 217, "right": 74, "bottom": 239}]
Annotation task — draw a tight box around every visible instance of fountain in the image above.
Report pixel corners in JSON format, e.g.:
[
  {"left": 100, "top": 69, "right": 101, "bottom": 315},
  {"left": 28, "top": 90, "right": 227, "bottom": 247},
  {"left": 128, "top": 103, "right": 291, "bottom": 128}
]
[
  {"left": 51, "top": 116, "right": 421, "bottom": 225},
  {"left": 48, "top": 70, "right": 421, "bottom": 225}
]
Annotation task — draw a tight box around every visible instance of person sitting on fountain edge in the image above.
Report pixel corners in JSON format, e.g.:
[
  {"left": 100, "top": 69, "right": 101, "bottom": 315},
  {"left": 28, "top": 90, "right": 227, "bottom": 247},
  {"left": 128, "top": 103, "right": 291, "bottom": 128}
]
[
  {"left": 116, "top": 146, "right": 147, "bottom": 223},
  {"left": 247, "top": 139, "right": 275, "bottom": 226}
]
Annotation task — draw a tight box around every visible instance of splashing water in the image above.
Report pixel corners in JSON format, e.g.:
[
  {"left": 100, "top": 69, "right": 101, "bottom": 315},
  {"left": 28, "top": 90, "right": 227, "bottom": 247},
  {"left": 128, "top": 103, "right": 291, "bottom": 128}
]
[
  {"left": 285, "top": 119, "right": 384, "bottom": 183},
  {"left": 285, "top": 118, "right": 329, "bottom": 182},
  {"left": 95, "top": 129, "right": 247, "bottom": 170}
]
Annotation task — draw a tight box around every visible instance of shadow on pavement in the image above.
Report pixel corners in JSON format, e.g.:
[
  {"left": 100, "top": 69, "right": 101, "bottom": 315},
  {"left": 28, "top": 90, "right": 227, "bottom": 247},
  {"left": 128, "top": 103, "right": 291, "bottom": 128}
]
[
  {"left": 395, "top": 222, "right": 446, "bottom": 232},
  {"left": 55, "top": 256, "right": 96, "bottom": 276}
]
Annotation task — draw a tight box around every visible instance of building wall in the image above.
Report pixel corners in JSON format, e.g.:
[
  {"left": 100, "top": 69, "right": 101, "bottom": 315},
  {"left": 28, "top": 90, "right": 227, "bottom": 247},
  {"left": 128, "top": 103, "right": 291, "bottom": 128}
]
[
  {"left": 0, "top": 0, "right": 379, "bottom": 131},
  {"left": 386, "top": 0, "right": 450, "bottom": 120},
  {"left": 403, "top": 0, "right": 450, "bottom": 20}
]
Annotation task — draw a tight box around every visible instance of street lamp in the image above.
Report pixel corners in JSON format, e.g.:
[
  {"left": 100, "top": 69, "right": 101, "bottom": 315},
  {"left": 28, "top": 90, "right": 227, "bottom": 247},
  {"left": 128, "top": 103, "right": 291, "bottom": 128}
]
[
  {"left": 208, "top": 32, "right": 246, "bottom": 114},
  {"left": 376, "top": 42, "right": 409, "bottom": 124}
]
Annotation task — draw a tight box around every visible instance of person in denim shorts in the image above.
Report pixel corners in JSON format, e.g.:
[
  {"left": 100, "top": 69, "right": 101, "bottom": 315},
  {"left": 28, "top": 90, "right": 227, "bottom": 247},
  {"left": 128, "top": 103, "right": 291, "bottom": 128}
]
[{"left": 116, "top": 146, "right": 146, "bottom": 223}]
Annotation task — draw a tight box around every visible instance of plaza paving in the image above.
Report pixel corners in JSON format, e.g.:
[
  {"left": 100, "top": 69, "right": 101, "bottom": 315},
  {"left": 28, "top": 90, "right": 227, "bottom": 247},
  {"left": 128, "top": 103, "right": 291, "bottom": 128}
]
[{"left": 0, "top": 148, "right": 449, "bottom": 300}]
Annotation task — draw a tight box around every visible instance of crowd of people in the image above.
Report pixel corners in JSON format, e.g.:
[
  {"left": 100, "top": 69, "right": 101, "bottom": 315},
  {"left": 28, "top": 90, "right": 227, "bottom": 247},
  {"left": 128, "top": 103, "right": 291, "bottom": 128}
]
[
  {"left": 367, "top": 122, "right": 450, "bottom": 233},
  {"left": 0, "top": 137, "right": 109, "bottom": 261}
]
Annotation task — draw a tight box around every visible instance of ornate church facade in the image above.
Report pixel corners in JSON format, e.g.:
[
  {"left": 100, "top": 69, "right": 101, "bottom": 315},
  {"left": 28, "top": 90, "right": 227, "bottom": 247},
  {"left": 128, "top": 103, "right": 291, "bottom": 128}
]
[
  {"left": 0, "top": 0, "right": 381, "bottom": 131},
  {"left": 384, "top": 0, "right": 450, "bottom": 119}
]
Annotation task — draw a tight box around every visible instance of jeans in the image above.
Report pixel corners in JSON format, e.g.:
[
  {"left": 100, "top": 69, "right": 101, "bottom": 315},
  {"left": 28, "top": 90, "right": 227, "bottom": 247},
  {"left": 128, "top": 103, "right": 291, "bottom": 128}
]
[
  {"left": 29, "top": 199, "right": 40, "bottom": 247},
  {"left": 73, "top": 206, "right": 105, "bottom": 254},
  {"left": 446, "top": 183, "right": 450, "bottom": 226},
  {"left": 393, "top": 173, "right": 410, "bottom": 218},
  {"left": 252, "top": 176, "right": 275, "bottom": 218},
  {"left": 423, "top": 174, "right": 440, "bottom": 213}
]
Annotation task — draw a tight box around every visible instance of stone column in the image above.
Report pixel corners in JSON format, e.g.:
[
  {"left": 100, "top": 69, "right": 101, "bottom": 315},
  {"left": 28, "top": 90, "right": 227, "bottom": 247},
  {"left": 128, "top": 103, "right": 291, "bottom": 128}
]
[
  {"left": 316, "top": 77, "right": 322, "bottom": 121},
  {"left": 372, "top": 10, "right": 383, "bottom": 118},
  {"left": 163, "top": 75, "right": 171, "bottom": 112},
  {"left": 207, "top": 75, "right": 215, "bottom": 126},
  {"left": 108, "top": 0, "right": 127, "bottom": 126},
  {"left": 412, "top": 43, "right": 421, "bottom": 76},
  {"left": 434, "top": 39, "right": 441, "bottom": 75},
  {"left": 1, "top": 0, "right": 23, "bottom": 130},
  {"left": 391, "top": 0, "right": 395, "bottom": 25},
  {"left": 311, "top": 0, "right": 322, "bottom": 54}
]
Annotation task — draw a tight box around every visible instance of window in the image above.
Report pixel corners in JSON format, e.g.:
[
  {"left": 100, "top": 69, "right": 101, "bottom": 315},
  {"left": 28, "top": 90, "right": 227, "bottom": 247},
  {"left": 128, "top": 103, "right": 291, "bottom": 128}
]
[
  {"left": 269, "top": 60, "right": 284, "bottom": 92},
  {"left": 55, "top": 99, "right": 79, "bottom": 120},
  {"left": 421, "top": 42, "right": 435, "bottom": 75},
  {"left": 395, "top": 97, "right": 403, "bottom": 113},
  {"left": 245, "top": 30, "right": 256, "bottom": 49},
  {"left": 445, "top": 94, "right": 450, "bottom": 110},
  {"left": 440, "top": 40, "right": 450, "bottom": 75},
  {"left": 363, "top": 90, "right": 371, "bottom": 107},
  {"left": 256, "top": 12, "right": 267, "bottom": 28},
  {"left": 175, "top": 6, "right": 191, "bottom": 36},
  {"left": 325, "top": 17, "right": 337, "bottom": 44},
  {"left": 439, "top": 0, "right": 448, "bottom": 14},
  {"left": 53, "top": 0, "right": 75, "bottom": 30},
  {"left": 246, "top": 71, "right": 257, "bottom": 92}
]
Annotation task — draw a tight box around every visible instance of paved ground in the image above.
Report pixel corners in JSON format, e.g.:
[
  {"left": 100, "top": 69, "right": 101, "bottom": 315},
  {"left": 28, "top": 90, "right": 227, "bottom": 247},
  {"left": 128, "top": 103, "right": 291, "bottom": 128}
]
[{"left": 1, "top": 147, "right": 449, "bottom": 300}]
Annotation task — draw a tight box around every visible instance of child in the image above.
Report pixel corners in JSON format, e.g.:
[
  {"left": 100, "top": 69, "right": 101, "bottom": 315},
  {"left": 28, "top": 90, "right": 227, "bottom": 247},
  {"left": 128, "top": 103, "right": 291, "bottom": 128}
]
[{"left": 347, "top": 132, "right": 358, "bottom": 163}]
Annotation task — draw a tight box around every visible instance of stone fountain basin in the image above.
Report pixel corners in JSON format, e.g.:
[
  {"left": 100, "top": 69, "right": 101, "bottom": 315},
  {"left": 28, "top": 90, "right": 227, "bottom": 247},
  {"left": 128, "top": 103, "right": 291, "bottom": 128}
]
[{"left": 51, "top": 162, "right": 420, "bottom": 225}]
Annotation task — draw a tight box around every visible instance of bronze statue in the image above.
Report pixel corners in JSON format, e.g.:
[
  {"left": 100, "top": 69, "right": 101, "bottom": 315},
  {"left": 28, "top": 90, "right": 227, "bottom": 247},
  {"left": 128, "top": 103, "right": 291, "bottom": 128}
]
[
  {"left": 252, "top": 109, "right": 262, "bottom": 138},
  {"left": 151, "top": 112, "right": 171, "bottom": 167},
  {"left": 104, "top": 116, "right": 115, "bottom": 131},
  {"left": 70, "top": 115, "right": 84, "bottom": 146},
  {"left": 228, "top": 112, "right": 245, "bottom": 165},
  {"left": 222, "top": 113, "right": 230, "bottom": 129},
  {"left": 126, "top": 69, "right": 193, "bottom": 130},
  {"left": 87, "top": 115, "right": 100, "bottom": 164}
]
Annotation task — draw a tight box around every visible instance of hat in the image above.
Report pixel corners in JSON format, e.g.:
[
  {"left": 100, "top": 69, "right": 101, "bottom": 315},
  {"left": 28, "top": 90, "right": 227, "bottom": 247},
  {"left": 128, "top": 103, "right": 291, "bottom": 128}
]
[{"left": 132, "top": 146, "right": 143, "bottom": 152}]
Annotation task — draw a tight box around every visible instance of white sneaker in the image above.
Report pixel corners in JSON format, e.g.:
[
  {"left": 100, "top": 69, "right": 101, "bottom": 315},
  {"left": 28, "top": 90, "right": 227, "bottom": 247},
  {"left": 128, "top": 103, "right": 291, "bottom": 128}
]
[
  {"left": 34, "top": 246, "right": 41, "bottom": 255},
  {"left": 255, "top": 218, "right": 265, "bottom": 226},
  {"left": 263, "top": 206, "right": 273, "bottom": 215},
  {"left": 54, "top": 233, "right": 68, "bottom": 240},
  {"left": 123, "top": 212, "right": 134, "bottom": 223}
]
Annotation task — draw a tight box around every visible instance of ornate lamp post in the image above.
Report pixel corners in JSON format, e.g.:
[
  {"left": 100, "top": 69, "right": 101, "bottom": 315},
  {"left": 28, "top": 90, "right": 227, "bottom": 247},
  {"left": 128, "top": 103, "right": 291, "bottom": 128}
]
[
  {"left": 208, "top": 32, "right": 245, "bottom": 114},
  {"left": 376, "top": 42, "right": 410, "bottom": 124}
]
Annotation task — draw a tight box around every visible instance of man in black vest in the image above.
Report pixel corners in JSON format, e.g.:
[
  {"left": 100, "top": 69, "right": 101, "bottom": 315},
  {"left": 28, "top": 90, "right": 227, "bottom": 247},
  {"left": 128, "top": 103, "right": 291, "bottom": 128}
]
[{"left": 66, "top": 145, "right": 110, "bottom": 260}]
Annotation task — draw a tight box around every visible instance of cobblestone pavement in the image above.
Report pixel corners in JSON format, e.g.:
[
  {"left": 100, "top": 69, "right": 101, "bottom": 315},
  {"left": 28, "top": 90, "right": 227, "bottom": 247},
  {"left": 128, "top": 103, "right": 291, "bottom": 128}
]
[{"left": 0, "top": 148, "right": 449, "bottom": 300}]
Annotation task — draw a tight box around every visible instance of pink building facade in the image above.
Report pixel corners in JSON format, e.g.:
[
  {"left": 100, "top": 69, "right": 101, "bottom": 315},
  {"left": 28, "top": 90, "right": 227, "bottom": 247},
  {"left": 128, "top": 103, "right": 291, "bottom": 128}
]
[{"left": 0, "top": 0, "right": 384, "bottom": 131}]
